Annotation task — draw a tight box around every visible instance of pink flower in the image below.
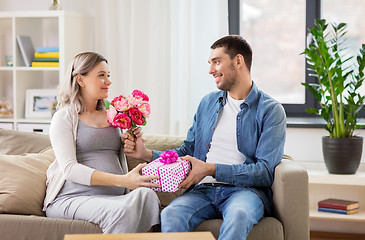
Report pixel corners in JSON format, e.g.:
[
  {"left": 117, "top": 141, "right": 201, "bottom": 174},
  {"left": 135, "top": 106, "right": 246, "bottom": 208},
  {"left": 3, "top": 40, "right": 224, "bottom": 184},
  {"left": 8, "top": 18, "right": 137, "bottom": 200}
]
[
  {"left": 127, "top": 95, "right": 142, "bottom": 108},
  {"left": 107, "top": 105, "right": 117, "bottom": 126},
  {"left": 128, "top": 108, "right": 145, "bottom": 125},
  {"left": 114, "top": 98, "right": 130, "bottom": 112},
  {"left": 114, "top": 113, "right": 132, "bottom": 129},
  {"left": 138, "top": 101, "right": 151, "bottom": 117},
  {"left": 159, "top": 150, "right": 179, "bottom": 164},
  {"left": 111, "top": 95, "right": 125, "bottom": 105},
  {"left": 132, "top": 90, "right": 149, "bottom": 102}
]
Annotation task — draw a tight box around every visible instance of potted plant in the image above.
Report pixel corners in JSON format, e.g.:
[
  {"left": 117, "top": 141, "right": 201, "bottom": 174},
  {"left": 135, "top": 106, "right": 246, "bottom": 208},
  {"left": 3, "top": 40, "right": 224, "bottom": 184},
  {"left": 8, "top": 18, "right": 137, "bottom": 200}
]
[{"left": 302, "top": 19, "right": 365, "bottom": 174}]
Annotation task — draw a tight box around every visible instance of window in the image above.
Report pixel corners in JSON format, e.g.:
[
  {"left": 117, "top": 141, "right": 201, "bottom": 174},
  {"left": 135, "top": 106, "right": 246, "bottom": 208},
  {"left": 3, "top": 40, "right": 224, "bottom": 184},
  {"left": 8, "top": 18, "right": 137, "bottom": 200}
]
[
  {"left": 322, "top": 0, "right": 365, "bottom": 98},
  {"left": 229, "top": 0, "right": 365, "bottom": 119},
  {"left": 240, "top": 0, "right": 306, "bottom": 104}
]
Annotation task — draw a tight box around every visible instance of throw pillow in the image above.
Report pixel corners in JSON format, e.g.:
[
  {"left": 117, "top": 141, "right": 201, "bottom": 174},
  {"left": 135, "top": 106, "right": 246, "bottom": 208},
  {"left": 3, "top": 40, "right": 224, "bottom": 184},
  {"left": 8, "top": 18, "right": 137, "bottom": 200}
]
[
  {"left": 0, "top": 129, "right": 51, "bottom": 155},
  {"left": 0, "top": 147, "right": 55, "bottom": 216}
]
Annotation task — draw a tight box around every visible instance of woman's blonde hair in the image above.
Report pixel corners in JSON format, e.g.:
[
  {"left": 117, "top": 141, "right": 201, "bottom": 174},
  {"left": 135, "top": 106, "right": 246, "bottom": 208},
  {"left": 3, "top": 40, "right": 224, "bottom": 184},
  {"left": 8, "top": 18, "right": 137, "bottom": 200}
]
[{"left": 57, "top": 52, "right": 108, "bottom": 113}]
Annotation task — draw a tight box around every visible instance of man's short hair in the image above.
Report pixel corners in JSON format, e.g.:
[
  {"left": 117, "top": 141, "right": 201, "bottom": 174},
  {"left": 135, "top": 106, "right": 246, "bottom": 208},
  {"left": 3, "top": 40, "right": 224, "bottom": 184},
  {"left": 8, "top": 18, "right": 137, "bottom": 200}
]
[{"left": 211, "top": 35, "right": 253, "bottom": 72}]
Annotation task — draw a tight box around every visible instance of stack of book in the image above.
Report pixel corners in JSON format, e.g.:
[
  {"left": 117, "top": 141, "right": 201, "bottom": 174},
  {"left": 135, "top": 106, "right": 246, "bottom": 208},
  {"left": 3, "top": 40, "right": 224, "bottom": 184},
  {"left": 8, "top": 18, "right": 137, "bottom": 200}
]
[
  {"left": 318, "top": 198, "right": 359, "bottom": 215},
  {"left": 32, "top": 47, "right": 59, "bottom": 67}
]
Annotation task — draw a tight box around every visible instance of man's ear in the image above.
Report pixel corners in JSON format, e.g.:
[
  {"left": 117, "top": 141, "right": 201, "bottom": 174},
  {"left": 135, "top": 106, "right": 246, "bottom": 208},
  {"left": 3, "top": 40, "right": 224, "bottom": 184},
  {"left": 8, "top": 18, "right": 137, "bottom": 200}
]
[{"left": 236, "top": 54, "right": 245, "bottom": 69}]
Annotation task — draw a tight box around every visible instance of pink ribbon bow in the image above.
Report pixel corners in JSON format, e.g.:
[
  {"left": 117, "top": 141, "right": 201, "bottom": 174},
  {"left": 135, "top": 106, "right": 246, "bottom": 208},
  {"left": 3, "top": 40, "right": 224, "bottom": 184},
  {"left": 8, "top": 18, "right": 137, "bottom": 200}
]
[{"left": 159, "top": 150, "right": 179, "bottom": 164}]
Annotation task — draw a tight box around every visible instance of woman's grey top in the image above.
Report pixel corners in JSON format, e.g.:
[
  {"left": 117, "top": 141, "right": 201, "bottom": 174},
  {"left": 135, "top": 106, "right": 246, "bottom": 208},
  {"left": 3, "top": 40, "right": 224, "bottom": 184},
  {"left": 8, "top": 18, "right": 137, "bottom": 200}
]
[{"left": 56, "top": 120, "right": 125, "bottom": 200}]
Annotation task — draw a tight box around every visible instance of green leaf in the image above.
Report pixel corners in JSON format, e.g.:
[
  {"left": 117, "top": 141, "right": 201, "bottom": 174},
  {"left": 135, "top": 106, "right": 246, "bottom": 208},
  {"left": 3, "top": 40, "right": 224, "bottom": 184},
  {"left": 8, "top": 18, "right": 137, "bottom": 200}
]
[
  {"left": 302, "top": 82, "right": 322, "bottom": 102},
  {"left": 305, "top": 108, "right": 319, "bottom": 115},
  {"left": 104, "top": 100, "right": 111, "bottom": 110},
  {"left": 337, "top": 23, "right": 347, "bottom": 30}
]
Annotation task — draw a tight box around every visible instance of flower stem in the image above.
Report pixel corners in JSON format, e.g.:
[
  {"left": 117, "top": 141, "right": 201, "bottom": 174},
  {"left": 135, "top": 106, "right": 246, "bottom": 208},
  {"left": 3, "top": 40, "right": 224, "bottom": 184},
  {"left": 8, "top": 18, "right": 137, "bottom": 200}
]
[{"left": 127, "top": 128, "right": 136, "bottom": 139}]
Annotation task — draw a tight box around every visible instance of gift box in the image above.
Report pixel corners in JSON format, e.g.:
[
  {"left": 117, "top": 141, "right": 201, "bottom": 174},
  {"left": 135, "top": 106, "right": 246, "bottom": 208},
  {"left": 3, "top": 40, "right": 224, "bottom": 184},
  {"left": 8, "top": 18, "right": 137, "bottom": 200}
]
[{"left": 142, "top": 150, "right": 190, "bottom": 192}]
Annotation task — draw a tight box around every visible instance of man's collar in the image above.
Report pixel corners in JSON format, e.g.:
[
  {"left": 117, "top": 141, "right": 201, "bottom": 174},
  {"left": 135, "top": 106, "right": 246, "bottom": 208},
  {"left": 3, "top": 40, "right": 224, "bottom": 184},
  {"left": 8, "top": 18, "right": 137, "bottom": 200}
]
[
  {"left": 217, "top": 81, "right": 258, "bottom": 108},
  {"left": 244, "top": 81, "right": 258, "bottom": 107}
]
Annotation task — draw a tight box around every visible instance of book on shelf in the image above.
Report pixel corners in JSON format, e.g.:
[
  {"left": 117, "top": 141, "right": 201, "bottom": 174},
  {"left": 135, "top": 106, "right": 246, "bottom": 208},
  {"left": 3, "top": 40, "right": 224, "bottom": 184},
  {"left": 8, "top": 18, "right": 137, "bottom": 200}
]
[
  {"left": 34, "top": 52, "right": 59, "bottom": 58},
  {"left": 33, "top": 58, "right": 59, "bottom": 62},
  {"left": 32, "top": 62, "right": 59, "bottom": 67},
  {"left": 36, "top": 46, "right": 59, "bottom": 53},
  {"left": 318, "top": 207, "right": 359, "bottom": 215},
  {"left": 16, "top": 35, "right": 35, "bottom": 67},
  {"left": 318, "top": 198, "right": 359, "bottom": 210}
]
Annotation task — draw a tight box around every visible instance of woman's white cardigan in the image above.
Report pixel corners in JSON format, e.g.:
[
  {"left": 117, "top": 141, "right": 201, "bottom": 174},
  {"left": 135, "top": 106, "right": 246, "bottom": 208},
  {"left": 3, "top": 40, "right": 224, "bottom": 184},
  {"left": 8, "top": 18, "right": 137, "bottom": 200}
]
[{"left": 43, "top": 105, "right": 128, "bottom": 211}]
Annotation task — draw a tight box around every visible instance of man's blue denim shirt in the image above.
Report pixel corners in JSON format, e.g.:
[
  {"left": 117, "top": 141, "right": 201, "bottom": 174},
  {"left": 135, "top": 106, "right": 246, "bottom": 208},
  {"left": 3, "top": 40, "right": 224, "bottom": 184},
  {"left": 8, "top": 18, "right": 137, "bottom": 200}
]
[{"left": 152, "top": 82, "right": 286, "bottom": 215}]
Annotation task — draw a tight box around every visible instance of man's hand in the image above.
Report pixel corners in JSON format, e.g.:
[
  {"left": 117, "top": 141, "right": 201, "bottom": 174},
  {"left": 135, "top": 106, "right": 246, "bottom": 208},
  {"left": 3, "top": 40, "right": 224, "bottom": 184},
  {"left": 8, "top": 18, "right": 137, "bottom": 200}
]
[
  {"left": 179, "top": 155, "right": 216, "bottom": 189},
  {"left": 122, "top": 128, "right": 153, "bottom": 162}
]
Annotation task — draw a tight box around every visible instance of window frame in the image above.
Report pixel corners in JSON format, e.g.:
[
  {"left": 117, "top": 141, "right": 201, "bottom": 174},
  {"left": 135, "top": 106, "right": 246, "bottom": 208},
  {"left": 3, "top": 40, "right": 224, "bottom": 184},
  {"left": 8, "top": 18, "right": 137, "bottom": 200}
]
[
  {"left": 228, "top": 0, "right": 323, "bottom": 120},
  {"left": 229, "top": 0, "right": 365, "bottom": 123}
]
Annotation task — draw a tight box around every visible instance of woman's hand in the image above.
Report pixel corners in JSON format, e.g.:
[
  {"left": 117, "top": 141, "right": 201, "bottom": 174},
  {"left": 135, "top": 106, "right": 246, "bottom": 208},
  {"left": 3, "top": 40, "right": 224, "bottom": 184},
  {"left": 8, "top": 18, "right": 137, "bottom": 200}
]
[
  {"left": 91, "top": 163, "right": 160, "bottom": 190},
  {"left": 122, "top": 163, "right": 161, "bottom": 190}
]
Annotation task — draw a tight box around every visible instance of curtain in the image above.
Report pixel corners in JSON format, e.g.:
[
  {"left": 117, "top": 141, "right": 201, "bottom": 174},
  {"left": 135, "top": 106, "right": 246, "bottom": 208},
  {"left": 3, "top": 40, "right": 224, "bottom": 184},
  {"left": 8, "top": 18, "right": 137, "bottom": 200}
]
[{"left": 93, "top": 0, "right": 228, "bottom": 136}]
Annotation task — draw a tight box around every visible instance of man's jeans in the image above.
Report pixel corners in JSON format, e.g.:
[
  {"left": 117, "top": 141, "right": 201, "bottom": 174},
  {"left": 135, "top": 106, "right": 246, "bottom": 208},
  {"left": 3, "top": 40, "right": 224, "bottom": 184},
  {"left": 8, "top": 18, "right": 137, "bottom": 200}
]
[{"left": 161, "top": 185, "right": 264, "bottom": 240}]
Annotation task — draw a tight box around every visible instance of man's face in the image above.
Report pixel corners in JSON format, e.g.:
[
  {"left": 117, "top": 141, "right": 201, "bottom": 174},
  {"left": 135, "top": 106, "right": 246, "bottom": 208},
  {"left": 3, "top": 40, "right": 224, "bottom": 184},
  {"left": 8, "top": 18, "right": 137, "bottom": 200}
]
[{"left": 208, "top": 47, "right": 238, "bottom": 91}]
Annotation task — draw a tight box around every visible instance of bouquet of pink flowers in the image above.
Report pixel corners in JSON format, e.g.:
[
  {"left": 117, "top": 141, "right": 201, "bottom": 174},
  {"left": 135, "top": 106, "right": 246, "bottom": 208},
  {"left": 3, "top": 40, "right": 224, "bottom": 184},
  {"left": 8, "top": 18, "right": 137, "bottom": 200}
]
[{"left": 106, "top": 90, "right": 150, "bottom": 136}]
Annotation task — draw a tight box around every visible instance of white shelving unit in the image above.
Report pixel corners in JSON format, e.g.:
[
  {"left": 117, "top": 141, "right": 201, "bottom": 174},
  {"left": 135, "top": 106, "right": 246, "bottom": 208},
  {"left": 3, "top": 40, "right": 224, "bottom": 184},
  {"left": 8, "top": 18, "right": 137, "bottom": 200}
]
[
  {"left": 0, "top": 11, "right": 91, "bottom": 133},
  {"left": 308, "top": 170, "right": 365, "bottom": 233}
]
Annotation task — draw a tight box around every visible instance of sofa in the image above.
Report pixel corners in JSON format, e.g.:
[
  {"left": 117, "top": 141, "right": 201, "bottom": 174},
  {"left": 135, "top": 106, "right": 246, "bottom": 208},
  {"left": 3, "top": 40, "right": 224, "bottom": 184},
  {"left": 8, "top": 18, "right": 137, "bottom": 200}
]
[{"left": 0, "top": 128, "right": 309, "bottom": 240}]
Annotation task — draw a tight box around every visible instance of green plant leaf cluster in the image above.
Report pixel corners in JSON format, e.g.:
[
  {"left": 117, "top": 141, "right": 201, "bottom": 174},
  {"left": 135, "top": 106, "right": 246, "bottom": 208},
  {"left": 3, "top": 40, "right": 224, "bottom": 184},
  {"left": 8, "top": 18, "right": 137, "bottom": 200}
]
[{"left": 302, "top": 19, "right": 365, "bottom": 138}]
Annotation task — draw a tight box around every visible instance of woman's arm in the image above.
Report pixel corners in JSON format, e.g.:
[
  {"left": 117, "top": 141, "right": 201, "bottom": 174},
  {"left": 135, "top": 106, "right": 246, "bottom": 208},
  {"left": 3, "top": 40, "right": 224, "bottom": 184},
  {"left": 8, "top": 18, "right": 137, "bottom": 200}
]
[
  {"left": 91, "top": 163, "right": 160, "bottom": 190},
  {"left": 50, "top": 108, "right": 95, "bottom": 185}
]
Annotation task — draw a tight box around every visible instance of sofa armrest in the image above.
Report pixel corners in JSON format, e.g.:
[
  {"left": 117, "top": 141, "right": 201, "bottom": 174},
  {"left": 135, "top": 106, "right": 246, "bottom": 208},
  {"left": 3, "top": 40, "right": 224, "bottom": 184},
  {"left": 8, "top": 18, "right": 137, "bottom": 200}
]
[{"left": 272, "top": 159, "right": 309, "bottom": 240}]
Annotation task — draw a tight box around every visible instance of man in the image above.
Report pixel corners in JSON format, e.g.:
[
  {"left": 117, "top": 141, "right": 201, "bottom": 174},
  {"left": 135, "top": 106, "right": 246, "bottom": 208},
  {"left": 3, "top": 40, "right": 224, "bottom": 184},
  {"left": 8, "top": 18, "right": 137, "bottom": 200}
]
[{"left": 124, "top": 35, "right": 286, "bottom": 240}]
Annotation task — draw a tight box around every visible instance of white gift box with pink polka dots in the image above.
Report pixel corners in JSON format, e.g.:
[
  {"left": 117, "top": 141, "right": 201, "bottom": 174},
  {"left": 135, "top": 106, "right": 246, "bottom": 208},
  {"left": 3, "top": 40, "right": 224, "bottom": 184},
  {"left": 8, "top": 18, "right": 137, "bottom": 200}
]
[{"left": 142, "top": 158, "right": 191, "bottom": 192}]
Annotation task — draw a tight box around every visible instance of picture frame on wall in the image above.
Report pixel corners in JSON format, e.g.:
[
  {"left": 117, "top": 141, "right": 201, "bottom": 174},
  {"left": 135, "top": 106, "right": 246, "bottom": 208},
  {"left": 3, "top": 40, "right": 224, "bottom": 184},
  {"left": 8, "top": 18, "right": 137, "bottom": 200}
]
[{"left": 25, "top": 89, "right": 57, "bottom": 119}]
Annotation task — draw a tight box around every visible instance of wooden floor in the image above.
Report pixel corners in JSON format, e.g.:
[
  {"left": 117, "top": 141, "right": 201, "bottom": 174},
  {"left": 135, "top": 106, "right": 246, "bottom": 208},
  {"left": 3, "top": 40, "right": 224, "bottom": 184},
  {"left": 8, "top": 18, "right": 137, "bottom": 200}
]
[{"left": 310, "top": 231, "right": 365, "bottom": 240}]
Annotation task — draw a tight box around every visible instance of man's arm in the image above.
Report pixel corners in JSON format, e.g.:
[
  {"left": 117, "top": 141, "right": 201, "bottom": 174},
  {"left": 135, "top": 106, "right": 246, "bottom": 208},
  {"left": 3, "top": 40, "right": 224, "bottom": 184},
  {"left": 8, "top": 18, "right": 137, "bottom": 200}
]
[
  {"left": 123, "top": 129, "right": 153, "bottom": 162},
  {"left": 124, "top": 112, "right": 200, "bottom": 161},
  {"left": 215, "top": 103, "right": 286, "bottom": 188}
]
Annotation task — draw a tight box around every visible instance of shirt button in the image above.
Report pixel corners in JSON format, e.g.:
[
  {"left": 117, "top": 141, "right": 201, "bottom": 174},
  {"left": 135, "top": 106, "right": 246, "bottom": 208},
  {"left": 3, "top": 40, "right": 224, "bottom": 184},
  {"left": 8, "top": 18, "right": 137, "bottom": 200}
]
[{"left": 237, "top": 116, "right": 240, "bottom": 119}]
